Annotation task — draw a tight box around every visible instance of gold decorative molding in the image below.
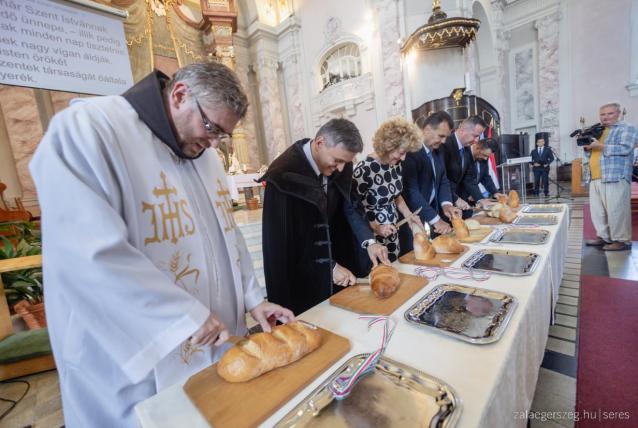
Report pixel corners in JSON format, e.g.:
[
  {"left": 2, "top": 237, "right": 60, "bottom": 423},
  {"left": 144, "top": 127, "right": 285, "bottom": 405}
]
[{"left": 401, "top": 0, "right": 480, "bottom": 53}]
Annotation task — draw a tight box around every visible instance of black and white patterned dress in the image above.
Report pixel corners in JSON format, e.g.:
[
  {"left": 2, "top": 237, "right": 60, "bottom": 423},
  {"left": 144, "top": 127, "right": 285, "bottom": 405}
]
[{"left": 353, "top": 156, "right": 404, "bottom": 261}]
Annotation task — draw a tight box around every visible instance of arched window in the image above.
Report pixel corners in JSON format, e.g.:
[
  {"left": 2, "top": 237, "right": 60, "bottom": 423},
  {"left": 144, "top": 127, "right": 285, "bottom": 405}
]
[{"left": 320, "top": 43, "right": 362, "bottom": 90}]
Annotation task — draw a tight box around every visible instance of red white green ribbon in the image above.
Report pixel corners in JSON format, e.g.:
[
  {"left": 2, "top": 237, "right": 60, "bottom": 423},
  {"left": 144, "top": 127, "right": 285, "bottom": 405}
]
[{"left": 328, "top": 315, "right": 395, "bottom": 400}]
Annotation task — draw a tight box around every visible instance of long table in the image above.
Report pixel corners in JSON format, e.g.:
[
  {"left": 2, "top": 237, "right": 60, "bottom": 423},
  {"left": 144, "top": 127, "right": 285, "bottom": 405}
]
[{"left": 136, "top": 205, "right": 569, "bottom": 428}]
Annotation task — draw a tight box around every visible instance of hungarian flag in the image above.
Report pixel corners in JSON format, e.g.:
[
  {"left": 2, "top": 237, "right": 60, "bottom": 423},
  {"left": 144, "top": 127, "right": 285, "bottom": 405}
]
[{"left": 486, "top": 119, "right": 500, "bottom": 190}]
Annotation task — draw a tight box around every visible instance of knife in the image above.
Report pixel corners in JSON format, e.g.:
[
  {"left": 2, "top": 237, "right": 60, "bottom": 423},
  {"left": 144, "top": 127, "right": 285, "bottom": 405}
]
[{"left": 395, "top": 207, "right": 423, "bottom": 228}]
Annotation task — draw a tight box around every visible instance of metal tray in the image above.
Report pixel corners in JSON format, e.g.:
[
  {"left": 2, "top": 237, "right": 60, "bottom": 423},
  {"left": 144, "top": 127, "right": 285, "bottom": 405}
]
[
  {"left": 512, "top": 214, "right": 558, "bottom": 226},
  {"left": 276, "top": 354, "right": 461, "bottom": 428},
  {"left": 462, "top": 249, "right": 541, "bottom": 276},
  {"left": 522, "top": 204, "right": 564, "bottom": 213},
  {"left": 489, "top": 228, "right": 550, "bottom": 245},
  {"left": 404, "top": 284, "right": 518, "bottom": 344}
]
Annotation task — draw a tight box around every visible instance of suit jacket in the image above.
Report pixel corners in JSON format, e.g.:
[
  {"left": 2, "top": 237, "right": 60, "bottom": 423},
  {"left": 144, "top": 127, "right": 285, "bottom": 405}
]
[
  {"left": 441, "top": 134, "right": 483, "bottom": 202},
  {"left": 462, "top": 159, "right": 499, "bottom": 198},
  {"left": 530, "top": 147, "right": 554, "bottom": 170},
  {"left": 399, "top": 146, "right": 452, "bottom": 255},
  {"left": 260, "top": 139, "right": 373, "bottom": 315}
]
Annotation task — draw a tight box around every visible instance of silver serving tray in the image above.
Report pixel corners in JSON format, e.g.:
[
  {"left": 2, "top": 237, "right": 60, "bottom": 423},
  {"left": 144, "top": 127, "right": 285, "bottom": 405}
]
[
  {"left": 404, "top": 284, "right": 518, "bottom": 344},
  {"left": 276, "top": 354, "right": 461, "bottom": 428},
  {"left": 522, "top": 204, "right": 564, "bottom": 213},
  {"left": 462, "top": 249, "right": 541, "bottom": 276},
  {"left": 513, "top": 214, "right": 558, "bottom": 226},
  {"left": 489, "top": 228, "right": 550, "bottom": 245}
]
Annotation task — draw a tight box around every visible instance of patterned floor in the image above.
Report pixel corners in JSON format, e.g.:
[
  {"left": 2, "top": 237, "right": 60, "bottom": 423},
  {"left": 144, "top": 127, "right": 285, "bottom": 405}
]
[{"left": 2, "top": 192, "right": 636, "bottom": 428}]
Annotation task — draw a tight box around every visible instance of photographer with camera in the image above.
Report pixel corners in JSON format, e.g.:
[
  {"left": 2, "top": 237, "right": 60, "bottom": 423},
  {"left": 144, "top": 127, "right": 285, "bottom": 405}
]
[
  {"left": 530, "top": 132, "right": 554, "bottom": 197},
  {"left": 580, "top": 103, "right": 638, "bottom": 251}
]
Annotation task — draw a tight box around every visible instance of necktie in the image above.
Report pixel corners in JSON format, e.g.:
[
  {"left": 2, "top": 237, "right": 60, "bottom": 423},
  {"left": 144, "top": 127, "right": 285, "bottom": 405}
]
[
  {"left": 539, "top": 147, "right": 543, "bottom": 156},
  {"left": 426, "top": 151, "right": 436, "bottom": 203},
  {"left": 318, "top": 173, "right": 327, "bottom": 193},
  {"left": 459, "top": 147, "right": 465, "bottom": 168}
]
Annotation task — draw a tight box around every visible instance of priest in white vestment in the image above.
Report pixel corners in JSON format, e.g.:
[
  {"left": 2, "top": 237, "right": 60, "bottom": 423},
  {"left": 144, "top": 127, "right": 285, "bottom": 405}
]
[{"left": 29, "top": 62, "right": 294, "bottom": 427}]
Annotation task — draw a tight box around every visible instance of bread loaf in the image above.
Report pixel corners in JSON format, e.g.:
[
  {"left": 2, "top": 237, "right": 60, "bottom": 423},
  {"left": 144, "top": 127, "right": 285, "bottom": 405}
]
[
  {"left": 508, "top": 190, "right": 520, "bottom": 208},
  {"left": 498, "top": 205, "right": 517, "bottom": 223},
  {"left": 497, "top": 194, "right": 508, "bottom": 205},
  {"left": 452, "top": 217, "right": 470, "bottom": 239},
  {"left": 414, "top": 232, "right": 436, "bottom": 261},
  {"left": 431, "top": 235, "right": 465, "bottom": 254},
  {"left": 370, "top": 265, "right": 401, "bottom": 298},
  {"left": 217, "top": 322, "right": 322, "bottom": 382}
]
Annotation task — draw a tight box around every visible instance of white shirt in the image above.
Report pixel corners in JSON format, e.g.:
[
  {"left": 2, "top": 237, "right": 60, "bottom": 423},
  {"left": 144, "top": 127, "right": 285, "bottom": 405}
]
[
  {"left": 303, "top": 140, "right": 327, "bottom": 192},
  {"left": 423, "top": 144, "right": 451, "bottom": 225}
]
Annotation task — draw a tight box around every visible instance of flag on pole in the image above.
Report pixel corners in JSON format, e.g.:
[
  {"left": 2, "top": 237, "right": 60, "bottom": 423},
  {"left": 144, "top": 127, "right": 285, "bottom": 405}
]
[{"left": 486, "top": 119, "right": 500, "bottom": 190}]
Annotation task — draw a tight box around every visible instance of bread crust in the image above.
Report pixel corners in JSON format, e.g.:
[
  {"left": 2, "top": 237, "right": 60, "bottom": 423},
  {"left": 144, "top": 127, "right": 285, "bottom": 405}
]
[{"left": 217, "top": 322, "right": 322, "bottom": 382}]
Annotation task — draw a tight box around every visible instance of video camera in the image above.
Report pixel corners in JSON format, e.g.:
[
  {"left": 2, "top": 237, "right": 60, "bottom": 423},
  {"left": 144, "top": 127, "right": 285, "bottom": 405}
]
[{"left": 570, "top": 123, "right": 605, "bottom": 146}]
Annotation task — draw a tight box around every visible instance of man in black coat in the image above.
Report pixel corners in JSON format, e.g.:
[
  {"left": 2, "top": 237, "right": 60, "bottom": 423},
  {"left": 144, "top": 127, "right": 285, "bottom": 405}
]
[
  {"left": 461, "top": 138, "right": 505, "bottom": 202},
  {"left": 400, "top": 111, "right": 461, "bottom": 253},
  {"left": 440, "top": 116, "right": 488, "bottom": 218},
  {"left": 260, "top": 119, "right": 390, "bottom": 315},
  {"left": 530, "top": 133, "right": 554, "bottom": 197}
]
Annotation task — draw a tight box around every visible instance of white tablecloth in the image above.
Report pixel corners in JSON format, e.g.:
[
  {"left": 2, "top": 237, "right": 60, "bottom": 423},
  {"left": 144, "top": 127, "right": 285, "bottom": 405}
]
[
  {"left": 226, "top": 173, "right": 260, "bottom": 200},
  {"left": 136, "top": 205, "right": 569, "bottom": 428}
]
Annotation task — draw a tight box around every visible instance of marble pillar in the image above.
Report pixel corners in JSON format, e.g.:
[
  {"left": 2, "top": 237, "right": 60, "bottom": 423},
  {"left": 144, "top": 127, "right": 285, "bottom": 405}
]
[
  {"left": 371, "top": 0, "right": 405, "bottom": 118},
  {"left": 536, "top": 14, "right": 561, "bottom": 152},
  {"left": 464, "top": 40, "right": 480, "bottom": 95},
  {"left": 0, "top": 86, "right": 43, "bottom": 204},
  {"left": 491, "top": 0, "right": 510, "bottom": 133},
  {"left": 234, "top": 47, "right": 263, "bottom": 170},
  {"left": 281, "top": 52, "right": 306, "bottom": 143},
  {"left": 255, "top": 54, "right": 288, "bottom": 162}
]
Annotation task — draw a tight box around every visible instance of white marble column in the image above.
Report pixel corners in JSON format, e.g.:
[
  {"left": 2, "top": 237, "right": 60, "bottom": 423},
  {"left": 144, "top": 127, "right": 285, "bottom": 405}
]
[
  {"left": 255, "top": 53, "right": 288, "bottom": 162},
  {"left": 463, "top": 40, "right": 480, "bottom": 95},
  {"left": 281, "top": 53, "right": 306, "bottom": 142},
  {"left": 371, "top": 0, "right": 405, "bottom": 118},
  {"left": 491, "top": 0, "right": 510, "bottom": 133},
  {"left": 233, "top": 42, "right": 263, "bottom": 170},
  {"left": 279, "top": 18, "right": 307, "bottom": 143},
  {"left": 536, "top": 14, "right": 561, "bottom": 152}
]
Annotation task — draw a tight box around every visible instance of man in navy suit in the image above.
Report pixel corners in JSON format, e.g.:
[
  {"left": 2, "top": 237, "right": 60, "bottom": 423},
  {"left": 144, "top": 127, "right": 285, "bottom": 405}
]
[
  {"left": 440, "top": 116, "right": 488, "bottom": 218},
  {"left": 462, "top": 138, "right": 505, "bottom": 202},
  {"left": 530, "top": 133, "right": 554, "bottom": 197},
  {"left": 400, "top": 111, "right": 461, "bottom": 254}
]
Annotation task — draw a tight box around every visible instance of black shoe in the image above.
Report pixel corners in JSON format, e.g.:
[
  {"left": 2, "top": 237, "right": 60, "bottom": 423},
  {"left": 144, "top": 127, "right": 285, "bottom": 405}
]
[
  {"left": 602, "top": 242, "right": 631, "bottom": 251},
  {"left": 585, "top": 238, "right": 610, "bottom": 246}
]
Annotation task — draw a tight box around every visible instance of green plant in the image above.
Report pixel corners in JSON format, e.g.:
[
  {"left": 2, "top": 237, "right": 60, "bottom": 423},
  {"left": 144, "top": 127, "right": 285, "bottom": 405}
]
[
  {"left": 0, "top": 236, "right": 43, "bottom": 307},
  {"left": 0, "top": 220, "right": 41, "bottom": 249}
]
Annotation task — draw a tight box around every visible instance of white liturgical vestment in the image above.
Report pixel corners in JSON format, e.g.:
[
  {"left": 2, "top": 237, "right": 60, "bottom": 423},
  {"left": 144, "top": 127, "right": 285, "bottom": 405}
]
[{"left": 29, "top": 96, "right": 263, "bottom": 427}]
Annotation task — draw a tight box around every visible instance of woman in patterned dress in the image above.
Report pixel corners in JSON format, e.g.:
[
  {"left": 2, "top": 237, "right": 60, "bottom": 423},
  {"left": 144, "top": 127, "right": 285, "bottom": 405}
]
[{"left": 353, "top": 117, "right": 424, "bottom": 262}]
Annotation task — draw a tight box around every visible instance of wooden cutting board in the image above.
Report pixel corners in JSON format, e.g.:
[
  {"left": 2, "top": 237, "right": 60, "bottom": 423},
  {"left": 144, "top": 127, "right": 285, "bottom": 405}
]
[
  {"left": 453, "top": 226, "right": 493, "bottom": 243},
  {"left": 329, "top": 273, "right": 428, "bottom": 315},
  {"left": 474, "top": 214, "right": 503, "bottom": 225},
  {"left": 398, "top": 245, "right": 470, "bottom": 267},
  {"left": 183, "top": 328, "right": 350, "bottom": 428}
]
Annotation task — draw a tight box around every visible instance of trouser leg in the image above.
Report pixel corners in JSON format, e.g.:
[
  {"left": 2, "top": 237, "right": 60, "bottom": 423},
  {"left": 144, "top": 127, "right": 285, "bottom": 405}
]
[
  {"left": 605, "top": 180, "right": 632, "bottom": 243},
  {"left": 542, "top": 170, "right": 550, "bottom": 195},
  {"left": 589, "top": 180, "right": 610, "bottom": 241},
  {"left": 533, "top": 170, "right": 541, "bottom": 195}
]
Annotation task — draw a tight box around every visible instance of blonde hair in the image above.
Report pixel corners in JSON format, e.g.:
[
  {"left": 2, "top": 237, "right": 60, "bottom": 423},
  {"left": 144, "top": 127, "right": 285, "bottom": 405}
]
[{"left": 372, "top": 117, "right": 423, "bottom": 157}]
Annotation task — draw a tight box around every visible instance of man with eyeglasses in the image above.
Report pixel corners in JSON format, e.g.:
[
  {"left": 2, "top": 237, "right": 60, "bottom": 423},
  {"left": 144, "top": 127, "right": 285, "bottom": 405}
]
[{"left": 29, "top": 62, "right": 294, "bottom": 427}]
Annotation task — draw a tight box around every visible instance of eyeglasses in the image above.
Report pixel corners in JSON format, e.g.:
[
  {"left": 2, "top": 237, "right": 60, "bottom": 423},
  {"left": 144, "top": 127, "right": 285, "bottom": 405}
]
[{"left": 194, "top": 98, "right": 232, "bottom": 141}]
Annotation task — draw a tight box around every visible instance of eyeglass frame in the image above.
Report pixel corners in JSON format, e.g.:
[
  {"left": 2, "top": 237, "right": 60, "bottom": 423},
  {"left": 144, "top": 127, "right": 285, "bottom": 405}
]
[{"left": 193, "top": 97, "right": 233, "bottom": 142}]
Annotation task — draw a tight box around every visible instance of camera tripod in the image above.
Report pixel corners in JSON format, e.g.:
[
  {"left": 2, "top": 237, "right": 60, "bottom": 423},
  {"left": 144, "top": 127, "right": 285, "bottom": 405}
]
[{"left": 546, "top": 147, "right": 573, "bottom": 202}]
